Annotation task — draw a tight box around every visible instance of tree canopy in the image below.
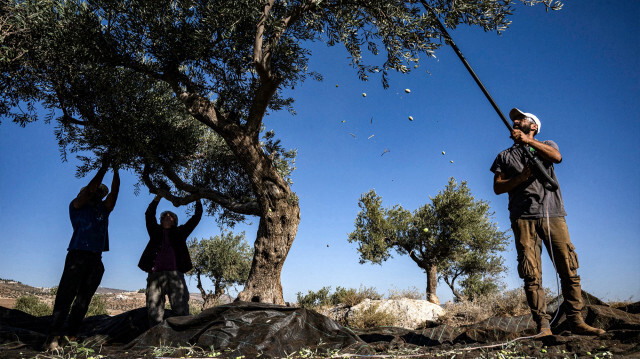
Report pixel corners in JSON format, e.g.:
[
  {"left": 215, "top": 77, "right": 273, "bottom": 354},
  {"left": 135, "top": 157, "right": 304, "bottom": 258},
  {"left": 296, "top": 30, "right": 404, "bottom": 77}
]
[
  {"left": 349, "top": 178, "right": 510, "bottom": 303},
  {"left": 1, "top": 0, "right": 560, "bottom": 303}
]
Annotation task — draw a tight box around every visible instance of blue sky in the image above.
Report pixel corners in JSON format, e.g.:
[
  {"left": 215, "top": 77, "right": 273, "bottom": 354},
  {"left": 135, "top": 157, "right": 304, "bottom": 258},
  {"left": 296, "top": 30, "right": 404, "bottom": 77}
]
[{"left": 1, "top": 2, "right": 639, "bottom": 304}]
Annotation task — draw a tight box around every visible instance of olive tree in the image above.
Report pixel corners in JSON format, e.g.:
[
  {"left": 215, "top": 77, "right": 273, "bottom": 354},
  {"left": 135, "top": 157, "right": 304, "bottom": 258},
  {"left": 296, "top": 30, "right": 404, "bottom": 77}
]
[
  {"left": 188, "top": 232, "right": 253, "bottom": 309},
  {"left": 2, "top": 0, "right": 560, "bottom": 303},
  {"left": 349, "top": 178, "right": 509, "bottom": 303}
]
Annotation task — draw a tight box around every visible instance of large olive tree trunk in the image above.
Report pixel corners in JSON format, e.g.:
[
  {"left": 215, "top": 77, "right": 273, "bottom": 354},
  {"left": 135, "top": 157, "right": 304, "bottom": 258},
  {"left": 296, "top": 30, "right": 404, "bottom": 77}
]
[
  {"left": 237, "top": 198, "right": 299, "bottom": 304},
  {"left": 219, "top": 127, "right": 300, "bottom": 305}
]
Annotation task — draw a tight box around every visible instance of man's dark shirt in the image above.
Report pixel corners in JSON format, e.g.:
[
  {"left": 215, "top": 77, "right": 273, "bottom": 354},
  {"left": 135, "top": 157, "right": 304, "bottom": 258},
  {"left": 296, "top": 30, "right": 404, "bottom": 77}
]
[
  {"left": 152, "top": 230, "right": 179, "bottom": 272},
  {"left": 138, "top": 200, "right": 202, "bottom": 273},
  {"left": 68, "top": 201, "right": 110, "bottom": 252},
  {"left": 490, "top": 140, "right": 567, "bottom": 219}
]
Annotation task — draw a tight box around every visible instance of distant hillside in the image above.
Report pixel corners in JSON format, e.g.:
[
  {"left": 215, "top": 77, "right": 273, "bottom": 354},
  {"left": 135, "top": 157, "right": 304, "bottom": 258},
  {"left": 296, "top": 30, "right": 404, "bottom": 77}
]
[
  {"left": 0, "top": 278, "right": 233, "bottom": 315},
  {"left": 0, "top": 279, "right": 128, "bottom": 298},
  {"left": 0, "top": 279, "right": 49, "bottom": 298},
  {"left": 95, "top": 287, "right": 130, "bottom": 295}
]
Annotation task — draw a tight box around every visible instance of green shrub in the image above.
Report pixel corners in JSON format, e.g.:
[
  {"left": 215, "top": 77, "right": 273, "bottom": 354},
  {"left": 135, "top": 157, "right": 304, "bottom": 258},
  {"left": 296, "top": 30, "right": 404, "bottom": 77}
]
[
  {"left": 296, "top": 286, "right": 331, "bottom": 309},
  {"left": 16, "top": 293, "right": 108, "bottom": 318},
  {"left": 331, "top": 285, "right": 383, "bottom": 307},
  {"left": 460, "top": 274, "right": 502, "bottom": 301},
  {"left": 189, "top": 303, "right": 202, "bottom": 315},
  {"left": 138, "top": 288, "right": 146, "bottom": 294},
  {"left": 14, "top": 295, "right": 52, "bottom": 316},
  {"left": 330, "top": 287, "right": 359, "bottom": 306},
  {"left": 85, "top": 295, "right": 108, "bottom": 317},
  {"left": 49, "top": 286, "right": 58, "bottom": 296},
  {"left": 348, "top": 303, "right": 396, "bottom": 329},
  {"left": 297, "top": 285, "right": 384, "bottom": 308}
]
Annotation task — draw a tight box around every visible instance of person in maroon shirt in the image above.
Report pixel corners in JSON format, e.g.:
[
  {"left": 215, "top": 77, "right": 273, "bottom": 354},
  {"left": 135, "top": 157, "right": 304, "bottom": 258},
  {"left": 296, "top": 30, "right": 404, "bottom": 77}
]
[{"left": 138, "top": 194, "right": 202, "bottom": 326}]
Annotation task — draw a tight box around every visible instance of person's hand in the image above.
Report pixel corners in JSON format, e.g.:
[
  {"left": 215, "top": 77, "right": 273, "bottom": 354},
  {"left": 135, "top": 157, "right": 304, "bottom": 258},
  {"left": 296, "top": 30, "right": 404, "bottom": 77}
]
[
  {"left": 100, "top": 153, "right": 112, "bottom": 167},
  {"left": 518, "top": 165, "right": 532, "bottom": 182},
  {"left": 111, "top": 160, "right": 120, "bottom": 172},
  {"left": 510, "top": 129, "right": 530, "bottom": 145}
]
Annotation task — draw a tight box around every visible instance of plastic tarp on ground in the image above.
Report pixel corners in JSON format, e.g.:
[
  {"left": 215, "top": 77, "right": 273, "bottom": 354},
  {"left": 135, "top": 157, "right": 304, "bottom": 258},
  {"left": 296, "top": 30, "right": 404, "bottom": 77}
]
[
  {"left": 350, "top": 300, "right": 640, "bottom": 357},
  {"left": 1, "top": 296, "right": 640, "bottom": 358},
  {"left": 354, "top": 304, "right": 640, "bottom": 345},
  {"left": 0, "top": 307, "right": 153, "bottom": 351},
  {"left": 130, "top": 302, "right": 361, "bottom": 357},
  {"left": 0, "top": 302, "right": 362, "bottom": 357}
]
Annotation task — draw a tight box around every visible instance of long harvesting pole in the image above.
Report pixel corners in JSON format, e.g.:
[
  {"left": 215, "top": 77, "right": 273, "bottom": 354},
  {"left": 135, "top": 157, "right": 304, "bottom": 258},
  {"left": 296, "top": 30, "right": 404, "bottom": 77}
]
[{"left": 420, "top": 1, "right": 558, "bottom": 191}]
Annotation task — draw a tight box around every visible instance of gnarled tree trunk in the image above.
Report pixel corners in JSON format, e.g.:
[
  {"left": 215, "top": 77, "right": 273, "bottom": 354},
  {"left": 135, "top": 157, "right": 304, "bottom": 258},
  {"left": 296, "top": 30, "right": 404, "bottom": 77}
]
[
  {"left": 236, "top": 196, "right": 299, "bottom": 304},
  {"left": 426, "top": 264, "right": 440, "bottom": 305},
  {"left": 195, "top": 271, "right": 223, "bottom": 310},
  {"left": 221, "top": 128, "right": 300, "bottom": 305}
]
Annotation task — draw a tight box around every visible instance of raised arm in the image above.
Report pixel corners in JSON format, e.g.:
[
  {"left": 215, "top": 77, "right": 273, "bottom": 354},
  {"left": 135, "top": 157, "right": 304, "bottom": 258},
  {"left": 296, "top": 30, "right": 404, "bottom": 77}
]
[
  {"left": 511, "top": 129, "right": 562, "bottom": 164},
  {"left": 181, "top": 199, "right": 203, "bottom": 236},
  {"left": 73, "top": 161, "right": 109, "bottom": 209},
  {"left": 526, "top": 138, "right": 561, "bottom": 163},
  {"left": 145, "top": 195, "right": 161, "bottom": 232},
  {"left": 104, "top": 167, "right": 120, "bottom": 212}
]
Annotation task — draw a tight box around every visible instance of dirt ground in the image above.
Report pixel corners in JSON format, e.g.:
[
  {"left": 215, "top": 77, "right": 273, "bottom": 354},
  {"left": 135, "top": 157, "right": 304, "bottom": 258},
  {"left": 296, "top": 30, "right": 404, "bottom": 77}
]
[{"left": 0, "top": 298, "right": 15, "bottom": 309}]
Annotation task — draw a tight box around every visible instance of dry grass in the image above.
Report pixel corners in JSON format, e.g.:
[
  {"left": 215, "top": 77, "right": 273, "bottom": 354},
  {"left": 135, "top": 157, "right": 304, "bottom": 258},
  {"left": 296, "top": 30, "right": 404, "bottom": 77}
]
[
  {"left": 347, "top": 303, "right": 397, "bottom": 329},
  {"left": 439, "top": 288, "right": 534, "bottom": 326},
  {"left": 387, "top": 286, "right": 425, "bottom": 300}
]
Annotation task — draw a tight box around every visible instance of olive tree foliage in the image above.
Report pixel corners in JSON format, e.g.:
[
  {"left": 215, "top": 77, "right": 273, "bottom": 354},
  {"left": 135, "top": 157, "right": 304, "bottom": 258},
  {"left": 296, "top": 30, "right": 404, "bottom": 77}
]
[
  {"left": 188, "top": 232, "right": 253, "bottom": 309},
  {"left": 349, "top": 178, "right": 509, "bottom": 303},
  {"left": 1, "top": 0, "right": 560, "bottom": 303}
]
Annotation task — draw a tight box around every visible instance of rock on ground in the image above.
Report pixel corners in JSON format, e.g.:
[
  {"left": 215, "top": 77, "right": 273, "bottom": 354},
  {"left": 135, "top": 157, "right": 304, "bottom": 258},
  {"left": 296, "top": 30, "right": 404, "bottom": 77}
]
[{"left": 349, "top": 298, "right": 445, "bottom": 330}]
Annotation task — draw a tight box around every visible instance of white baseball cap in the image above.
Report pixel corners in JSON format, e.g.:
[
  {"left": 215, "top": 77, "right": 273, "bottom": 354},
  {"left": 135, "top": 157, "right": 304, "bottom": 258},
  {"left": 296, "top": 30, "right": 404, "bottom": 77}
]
[{"left": 509, "top": 108, "right": 541, "bottom": 135}]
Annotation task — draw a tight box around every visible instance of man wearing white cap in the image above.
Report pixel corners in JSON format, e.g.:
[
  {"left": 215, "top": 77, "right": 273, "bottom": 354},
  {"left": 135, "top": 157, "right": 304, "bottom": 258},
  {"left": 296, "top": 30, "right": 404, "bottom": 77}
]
[{"left": 490, "top": 108, "right": 605, "bottom": 337}]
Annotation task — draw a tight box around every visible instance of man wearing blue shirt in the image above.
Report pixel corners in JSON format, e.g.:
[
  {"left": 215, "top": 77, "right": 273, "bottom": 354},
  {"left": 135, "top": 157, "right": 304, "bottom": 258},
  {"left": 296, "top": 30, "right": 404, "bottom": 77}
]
[{"left": 45, "top": 161, "right": 120, "bottom": 350}]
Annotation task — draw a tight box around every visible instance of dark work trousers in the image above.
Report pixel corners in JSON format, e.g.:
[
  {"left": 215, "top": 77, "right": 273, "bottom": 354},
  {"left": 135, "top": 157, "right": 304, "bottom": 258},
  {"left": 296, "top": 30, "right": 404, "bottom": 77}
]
[
  {"left": 146, "top": 271, "right": 190, "bottom": 326},
  {"left": 49, "top": 250, "right": 104, "bottom": 336},
  {"left": 511, "top": 217, "right": 583, "bottom": 326}
]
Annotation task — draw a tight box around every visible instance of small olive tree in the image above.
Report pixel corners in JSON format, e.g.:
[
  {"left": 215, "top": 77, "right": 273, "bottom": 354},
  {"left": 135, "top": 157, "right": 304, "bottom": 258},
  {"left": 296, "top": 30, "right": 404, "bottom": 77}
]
[
  {"left": 349, "top": 178, "right": 509, "bottom": 303},
  {"left": 188, "top": 232, "right": 253, "bottom": 309}
]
